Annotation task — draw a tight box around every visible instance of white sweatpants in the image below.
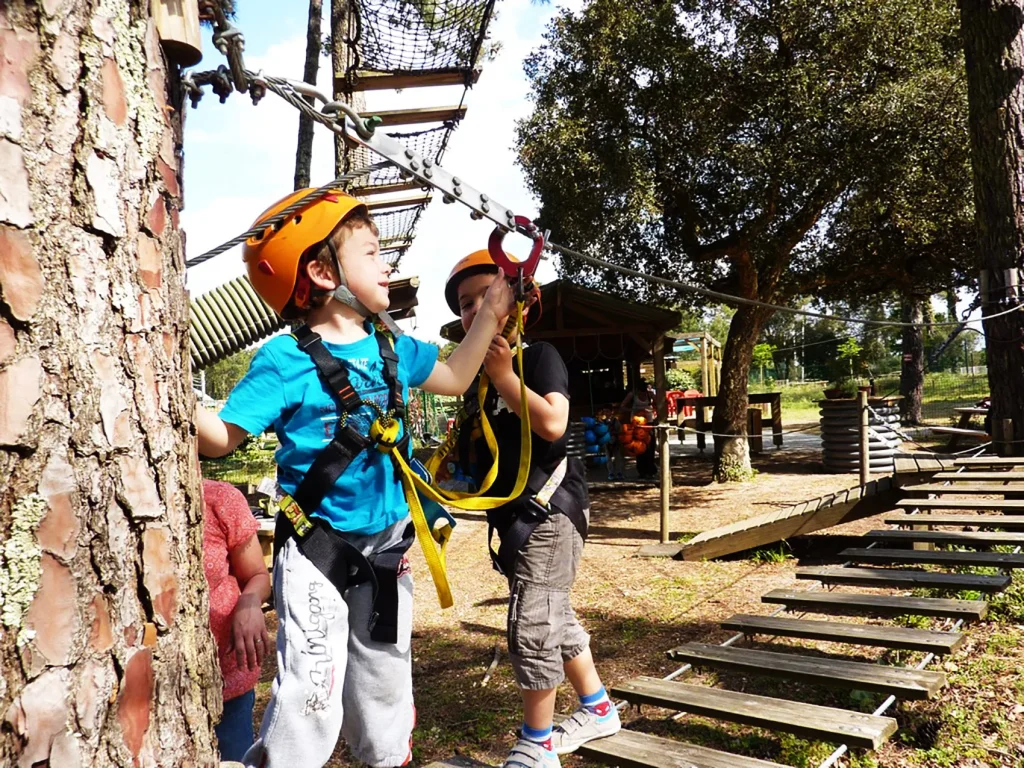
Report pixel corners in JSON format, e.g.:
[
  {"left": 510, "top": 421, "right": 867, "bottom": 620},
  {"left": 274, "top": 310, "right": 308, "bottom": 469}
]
[{"left": 243, "top": 517, "right": 415, "bottom": 768}]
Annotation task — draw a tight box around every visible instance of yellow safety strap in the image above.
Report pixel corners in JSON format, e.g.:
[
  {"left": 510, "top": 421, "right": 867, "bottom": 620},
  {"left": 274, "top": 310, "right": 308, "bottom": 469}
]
[{"left": 374, "top": 300, "right": 535, "bottom": 608}]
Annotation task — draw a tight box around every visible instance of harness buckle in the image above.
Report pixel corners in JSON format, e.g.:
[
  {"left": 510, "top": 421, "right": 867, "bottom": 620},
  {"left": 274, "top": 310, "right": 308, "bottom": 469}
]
[
  {"left": 279, "top": 494, "right": 314, "bottom": 537},
  {"left": 523, "top": 496, "right": 551, "bottom": 522}
]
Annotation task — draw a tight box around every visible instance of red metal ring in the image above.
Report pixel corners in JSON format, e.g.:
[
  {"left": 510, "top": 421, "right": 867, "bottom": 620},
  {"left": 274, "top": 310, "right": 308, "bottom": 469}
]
[{"left": 488, "top": 214, "right": 544, "bottom": 277}]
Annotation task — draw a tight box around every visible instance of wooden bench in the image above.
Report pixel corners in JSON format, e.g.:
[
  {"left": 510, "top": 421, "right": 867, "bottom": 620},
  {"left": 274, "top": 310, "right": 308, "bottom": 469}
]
[
  {"left": 956, "top": 457, "right": 1024, "bottom": 467},
  {"left": 903, "top": 482, "right": 1024, "bottom": 494},
  {"left": 840, "top": 546, "right": 1024, "bottom": 569},
  {"left": 897, "top": 498, "right": 1024, "bottom": 511},
  {"left": 796, "top": 565, "right": 1011, "bottom": 592},
  {"left": 942, "top": 406, "right": 989, "bottom": 450},
  {"left": 577, "top": 728, "right": 786, "bottom": 768},
  {"left": 761, "top": 588, "right": 988, "bottom": 620},
  {"left": 864, "top": 528, "right": 1024, "bottom": 547},
  {"left": 612, "top": 676, "right": 898, "bottom": 749},
  {"left": 886, "top": 512, "right": 1024, "bottom": 529},
  {"left": 668, "top": 643, "right": 946, "bottom": 699},
  {"left": 721, "top": 613, "right": 963, "bottom": 654}
]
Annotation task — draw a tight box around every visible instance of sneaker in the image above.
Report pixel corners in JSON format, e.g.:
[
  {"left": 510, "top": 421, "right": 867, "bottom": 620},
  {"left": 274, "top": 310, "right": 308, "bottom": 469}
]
[
  {"left": 550, "top": 704, "right": 622, "bottom": 755},
  {"left": 502, "top": 737, "right": 560, "bottom": 768}
]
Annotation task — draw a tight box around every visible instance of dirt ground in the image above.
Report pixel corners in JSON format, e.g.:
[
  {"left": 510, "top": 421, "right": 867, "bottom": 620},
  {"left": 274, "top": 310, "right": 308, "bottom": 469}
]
[{"left": 253, "top": 447, "right": 1024, "bottom": 768}]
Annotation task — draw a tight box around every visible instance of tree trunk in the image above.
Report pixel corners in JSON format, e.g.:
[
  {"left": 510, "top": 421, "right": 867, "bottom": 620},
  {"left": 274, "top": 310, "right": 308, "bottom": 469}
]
[
  {"left": 295, "top": 0, "right": 323, "bottom": 190},
  {"left": 330, "top": 0, "right": 367, "bottom": 175},
  {"left": 959, "top": 0, "right": 1024, "bottom": 454},
  {"left": 711, "top": 305, "right": 768, "bottom": 481},
  {"left": 900, "top": 295, "right": 926, "bottom": 425},
  {"left": 0, "top": 3, "right": 219, "bottom": 766}
]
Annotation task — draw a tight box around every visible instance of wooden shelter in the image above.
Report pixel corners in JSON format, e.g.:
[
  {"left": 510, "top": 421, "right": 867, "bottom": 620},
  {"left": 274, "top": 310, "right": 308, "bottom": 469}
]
[{"left": 440, "top": 280, "right": 681, "bottom": 420}]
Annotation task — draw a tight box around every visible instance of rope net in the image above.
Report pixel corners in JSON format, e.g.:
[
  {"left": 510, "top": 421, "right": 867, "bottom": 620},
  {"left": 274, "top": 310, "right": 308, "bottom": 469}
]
[
  {"left": 365, "top": 126, "right": 452, "bottom": 189},
  {"left": 347, "top": 0, "right": 495, "bottom": 75}
]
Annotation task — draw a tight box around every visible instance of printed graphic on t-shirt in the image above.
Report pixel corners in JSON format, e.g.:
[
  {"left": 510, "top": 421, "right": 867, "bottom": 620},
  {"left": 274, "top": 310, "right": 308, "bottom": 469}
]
[{"left": 318, "top": 382, "right": 390, "bottom": 442}]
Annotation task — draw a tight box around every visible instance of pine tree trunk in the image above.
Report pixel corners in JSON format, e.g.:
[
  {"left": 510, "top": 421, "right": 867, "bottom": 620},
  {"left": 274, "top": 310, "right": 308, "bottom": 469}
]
[
  {"left": 330, "top": 0, "right": 367, "bottom": 176},
  {"left": 959, "top": 0, "right": 1024, "bottom": 454},
  {"left": 900, "top": 295, "right": 926, "bottom": 425},
  {"left": 711, "top": 305, "right": 767, "bottom": 482},
  {"left": 295, "top": 0, "right": 323, "bottom": 190},
  {"left": 0, "top": 3, "right": 219, "bottom": 766}
]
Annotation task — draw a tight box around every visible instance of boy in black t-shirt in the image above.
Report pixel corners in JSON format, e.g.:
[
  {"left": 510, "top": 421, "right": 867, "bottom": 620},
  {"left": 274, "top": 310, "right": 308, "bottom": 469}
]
[{"left": 445, "top": 251, "right": 620, "bottom": 768}]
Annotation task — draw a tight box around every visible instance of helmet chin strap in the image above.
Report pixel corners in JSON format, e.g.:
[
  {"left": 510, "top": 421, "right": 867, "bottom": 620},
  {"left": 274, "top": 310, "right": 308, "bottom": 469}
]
[{"left": 325, "top": 239, "right": 403, "bottom": 336}]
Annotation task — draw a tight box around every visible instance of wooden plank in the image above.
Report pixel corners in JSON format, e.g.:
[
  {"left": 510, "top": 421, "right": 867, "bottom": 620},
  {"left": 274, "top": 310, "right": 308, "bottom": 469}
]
[
  {"left": 577, "top": 728, "right": 786, "bottom": 768},
  {"left": 886, "top": 512, "right": 1024, "bottom": 529},
  {"left": 841, "top": 547, "right": 1024, "bottom": 569},
  {"left": 635, "top": 542, "right": 684, "bottom": 558},
  {"left": 364, "top": 194, "right": 432, "bottom": 211},
  {"left": 359, "top": 104, "right": 468, "bottom": 127},
  {"left": 895, "top": 456, "right": 955, "bottom": 474},
  {"left": 352, "top": 180, "right": 424, "bottom": 197},
  {"left": 720, "top": 613, "right": 964, "bottom": 655},
  {"left": 897, "top": 498, "right": 1024, "bottom": 511},
  {"left": 864, "top": 528, "right": 1024, "bottom": 546},
  {"left": 342, "top": 68, "right": 481, "bottom": 92},
  {"left": 929, "top": 426, "right": 988, "bottom": 438},
  {"left": 956, "top": 457, "right": 1024, "bottom": 467},
  {"left": 953, "top": 407, "right": 990, "bottom": 415},
  {"left": 667, "top": 644, "right": 946, "bottom": 700},
  {"left": 796, "top": 565, "right": 1011, "bottom": 592},
  {"left": 762, "top": 588, "right": 988, "bottom": 620},
  {"left": 903, "top": 483, "right": 1024, "bottom": 494},
  {"left": 612, "top": 676, "right": 897, "bottom": 749},
  {"left": 933, "top": 471, "right": 1024, "bottom": 481},
  {"left": 679, "top": 478, "right": 897, "bottom": 561}
]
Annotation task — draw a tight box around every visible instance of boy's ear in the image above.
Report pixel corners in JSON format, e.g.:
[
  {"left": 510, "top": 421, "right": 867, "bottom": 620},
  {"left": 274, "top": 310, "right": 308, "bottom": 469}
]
[{"left": 306, "top": 258, "right": 338, "bottom": 291}]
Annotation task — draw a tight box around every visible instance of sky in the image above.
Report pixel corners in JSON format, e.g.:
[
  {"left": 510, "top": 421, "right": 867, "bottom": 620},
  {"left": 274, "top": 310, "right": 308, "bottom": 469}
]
[{"left": 182, "top": 0, "right": 582, "bottom": 344}]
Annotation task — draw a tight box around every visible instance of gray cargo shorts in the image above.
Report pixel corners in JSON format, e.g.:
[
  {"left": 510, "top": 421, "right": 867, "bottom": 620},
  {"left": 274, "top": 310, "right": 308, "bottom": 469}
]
[{"left": 506, "top": 507, "right": 591, "bottom": 690}]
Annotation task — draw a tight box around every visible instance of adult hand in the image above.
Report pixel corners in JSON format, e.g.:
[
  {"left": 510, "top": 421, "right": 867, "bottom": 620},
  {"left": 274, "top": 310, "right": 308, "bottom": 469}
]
[{"left": 231, "top": 593, "right": 271, "bottom": 671}]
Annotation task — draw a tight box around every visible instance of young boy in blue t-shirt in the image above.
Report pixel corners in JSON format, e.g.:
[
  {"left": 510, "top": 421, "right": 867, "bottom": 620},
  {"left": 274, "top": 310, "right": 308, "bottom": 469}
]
[{"left": 196, "top": 188, "right": 515, "bottom": 768}]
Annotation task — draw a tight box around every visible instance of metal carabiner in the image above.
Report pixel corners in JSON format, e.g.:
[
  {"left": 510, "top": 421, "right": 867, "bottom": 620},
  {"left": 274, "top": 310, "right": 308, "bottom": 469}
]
[{"left": 488, "top": 215, "right": 544, "bottom": 286}]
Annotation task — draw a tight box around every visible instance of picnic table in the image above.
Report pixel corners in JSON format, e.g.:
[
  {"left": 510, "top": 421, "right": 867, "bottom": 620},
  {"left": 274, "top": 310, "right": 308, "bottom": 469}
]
[
  {"left": 685, "top": 393, "right": 784, "bottom": 453},
  {"left": 932, "top": 406, "right": 989, "bottom": 451}
]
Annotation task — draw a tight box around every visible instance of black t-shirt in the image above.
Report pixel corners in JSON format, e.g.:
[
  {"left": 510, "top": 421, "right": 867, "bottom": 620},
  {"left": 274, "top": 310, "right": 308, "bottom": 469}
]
[{"left": 465, "top": 342, "right": 587, "bottom": 509}]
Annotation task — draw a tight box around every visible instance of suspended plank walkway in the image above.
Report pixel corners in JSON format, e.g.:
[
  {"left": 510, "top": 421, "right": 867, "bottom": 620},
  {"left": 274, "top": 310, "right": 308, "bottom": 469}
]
[{"left": 579, "top": 455, "right": 1021, "bottom": 768}]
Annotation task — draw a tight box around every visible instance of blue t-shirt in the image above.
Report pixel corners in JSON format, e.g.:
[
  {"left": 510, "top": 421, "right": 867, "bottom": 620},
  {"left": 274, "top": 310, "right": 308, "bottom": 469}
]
[{"left": 220, "top": 329, "right": 438, "bottom": 535}]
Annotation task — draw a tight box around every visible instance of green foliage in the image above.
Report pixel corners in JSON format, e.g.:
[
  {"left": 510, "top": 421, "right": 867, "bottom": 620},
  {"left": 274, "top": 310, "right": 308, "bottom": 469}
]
[
  {"left": 751, "top": 343, "right": 777, "bottom": 371},
  {"left": 665, "top": 366, "right": 696, "bottom": 390},
  {"left": 517, "top": 0, "right": 968, "bottom": 456},
  {"left": 203, "top": 348, "right": 256, "bottom": 401},
  {"left": 748, "top": 543, "right": 792, "bottom": 564}
]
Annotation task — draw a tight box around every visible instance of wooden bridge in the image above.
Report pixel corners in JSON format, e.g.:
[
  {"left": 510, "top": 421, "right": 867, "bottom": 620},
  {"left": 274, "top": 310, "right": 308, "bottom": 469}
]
[{"left": 580, "top": 455, "right": 1024, "bottom": 767}]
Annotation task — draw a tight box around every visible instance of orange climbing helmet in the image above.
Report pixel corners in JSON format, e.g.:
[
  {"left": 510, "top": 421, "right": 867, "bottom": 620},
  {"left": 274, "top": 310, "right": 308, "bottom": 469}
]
[
  {"left": 444, "top": 249, "right": 522, "bottom": 316},
  {"left": 242, "top": 188, "right": 368, "bottom": 317}
]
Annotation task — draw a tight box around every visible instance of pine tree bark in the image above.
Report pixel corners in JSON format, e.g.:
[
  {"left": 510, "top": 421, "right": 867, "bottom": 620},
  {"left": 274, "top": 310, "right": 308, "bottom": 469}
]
[
  {"left": 959, "top": 0, "right": 1024, "bottom": 454},
  {"left": 900, "top": 294, "right": 926, "bottom": 425},
  {"left": 330, "top": 0, "right": 366, "bottom": 176},
  {"left": 0, "top": 2, "right": 219, "bottom": 766},
  {"left": 295, "top": 0, "right": 323, "bottom": 190}
]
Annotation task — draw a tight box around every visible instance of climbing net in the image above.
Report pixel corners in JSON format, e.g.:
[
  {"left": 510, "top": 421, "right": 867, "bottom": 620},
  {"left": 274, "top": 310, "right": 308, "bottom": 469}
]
[{"left": 343, "top": 0, "right": 496, "bottom": 77}]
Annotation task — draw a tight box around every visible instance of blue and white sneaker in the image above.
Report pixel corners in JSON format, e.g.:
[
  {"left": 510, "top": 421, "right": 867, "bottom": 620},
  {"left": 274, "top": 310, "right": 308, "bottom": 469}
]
[
  {"left": 549, "top": 703, "right": 621, "bottom": 754},
  {"left": 502, "top": 737, "right": 560, "bottom": 768}
]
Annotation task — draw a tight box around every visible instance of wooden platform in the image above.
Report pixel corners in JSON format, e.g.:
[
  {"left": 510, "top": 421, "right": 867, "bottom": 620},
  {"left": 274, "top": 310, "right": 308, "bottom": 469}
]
[
  {"left": 897, "top": 498, "right": 1024, "bottom": 511},
  {"left": 761, "top": 589, "right": 988, "bottom": 620},
  {"left": 894, "top": 456, "right": 956, "bottom": 475},
  {"left": 903, "top": 482, "right": 1024, "bottom": 494},
  {"left": 341, "top": 68, "right": 480, "bottom": 92},
  {"left": 578, "top": 728, "right": 786, "bottom": 768},
  {"left": 841, "top": 547, "right": 1024, "bottom": 569},
  {"left": 720, "top": 613, "right": 963, "bottom": 654},
  {"left": 360, "top": 104, "right": 467, "bottom": 126},
  {"left": 864, "top": 528, "right": 1024, "bottom": 546},
  {"left": 796, "top": 565, "right": 1011, "bottom": 592},
  {"left": 886, "top": 512, "right": 1024, "bottom": 529},
  {"left": 956, "top": 457, "right": 1024, "bottom": 467},
  {"left": 933, "top": 471, "right": 1024, "bottom": 481},
  {"left": 612, "top": 676, "right": 898, "bottom": 749},
  {"left": 673, "top": 477, "right": 898, "bottom": 561},
  {"left": 668, "top": 643, "right": 946, "bottom": 699}
]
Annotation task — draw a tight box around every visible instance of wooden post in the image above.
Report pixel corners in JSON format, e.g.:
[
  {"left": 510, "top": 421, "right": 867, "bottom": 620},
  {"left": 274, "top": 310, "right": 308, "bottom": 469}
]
[
  {"left": 700, "top": 336, "right": 710, "bottom": 395},
  {"left": 997, "top": 418, "right": 1014, "bottom": 456},
  {"left": 151, "top": 0, "right": 203, "bottom": 66},
  {"left": 858, "top": 390, "right": 870, "bottom": 486},
  {"left": 747, "top": 408, "right": 763, "bottom": 454},
  {"left": 659, "top": 427, "right": 671, "bottom": 543}
]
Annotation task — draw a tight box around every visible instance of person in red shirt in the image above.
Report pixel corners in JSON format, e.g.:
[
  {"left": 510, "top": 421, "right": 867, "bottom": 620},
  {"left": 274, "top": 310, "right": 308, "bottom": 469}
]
[{"left": 203, "top": 479, "right": 272, "bottom": 762}]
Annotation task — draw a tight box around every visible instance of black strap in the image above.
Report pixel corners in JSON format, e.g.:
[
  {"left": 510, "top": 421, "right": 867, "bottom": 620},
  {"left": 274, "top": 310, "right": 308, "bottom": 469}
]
[{"left": 274, "top": 513, "right": 414, "bottom": 644}]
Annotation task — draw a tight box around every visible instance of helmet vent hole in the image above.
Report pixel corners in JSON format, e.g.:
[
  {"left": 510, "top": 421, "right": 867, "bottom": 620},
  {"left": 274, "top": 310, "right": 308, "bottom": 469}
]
[{"left": 293, "top": 215, "right": 302, "bottom": 225}]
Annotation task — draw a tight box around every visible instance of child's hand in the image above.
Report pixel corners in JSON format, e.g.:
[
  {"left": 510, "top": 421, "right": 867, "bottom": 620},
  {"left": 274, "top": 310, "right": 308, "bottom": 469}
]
[
  {"left": 480, "top": 268, "right": 514, "bottom": 324},
  {"left": 231, "top": 594, "right": 271, "bottom": 671},
  {"left": 484, "top": 334, "right": 515, "bottom": 386}
]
